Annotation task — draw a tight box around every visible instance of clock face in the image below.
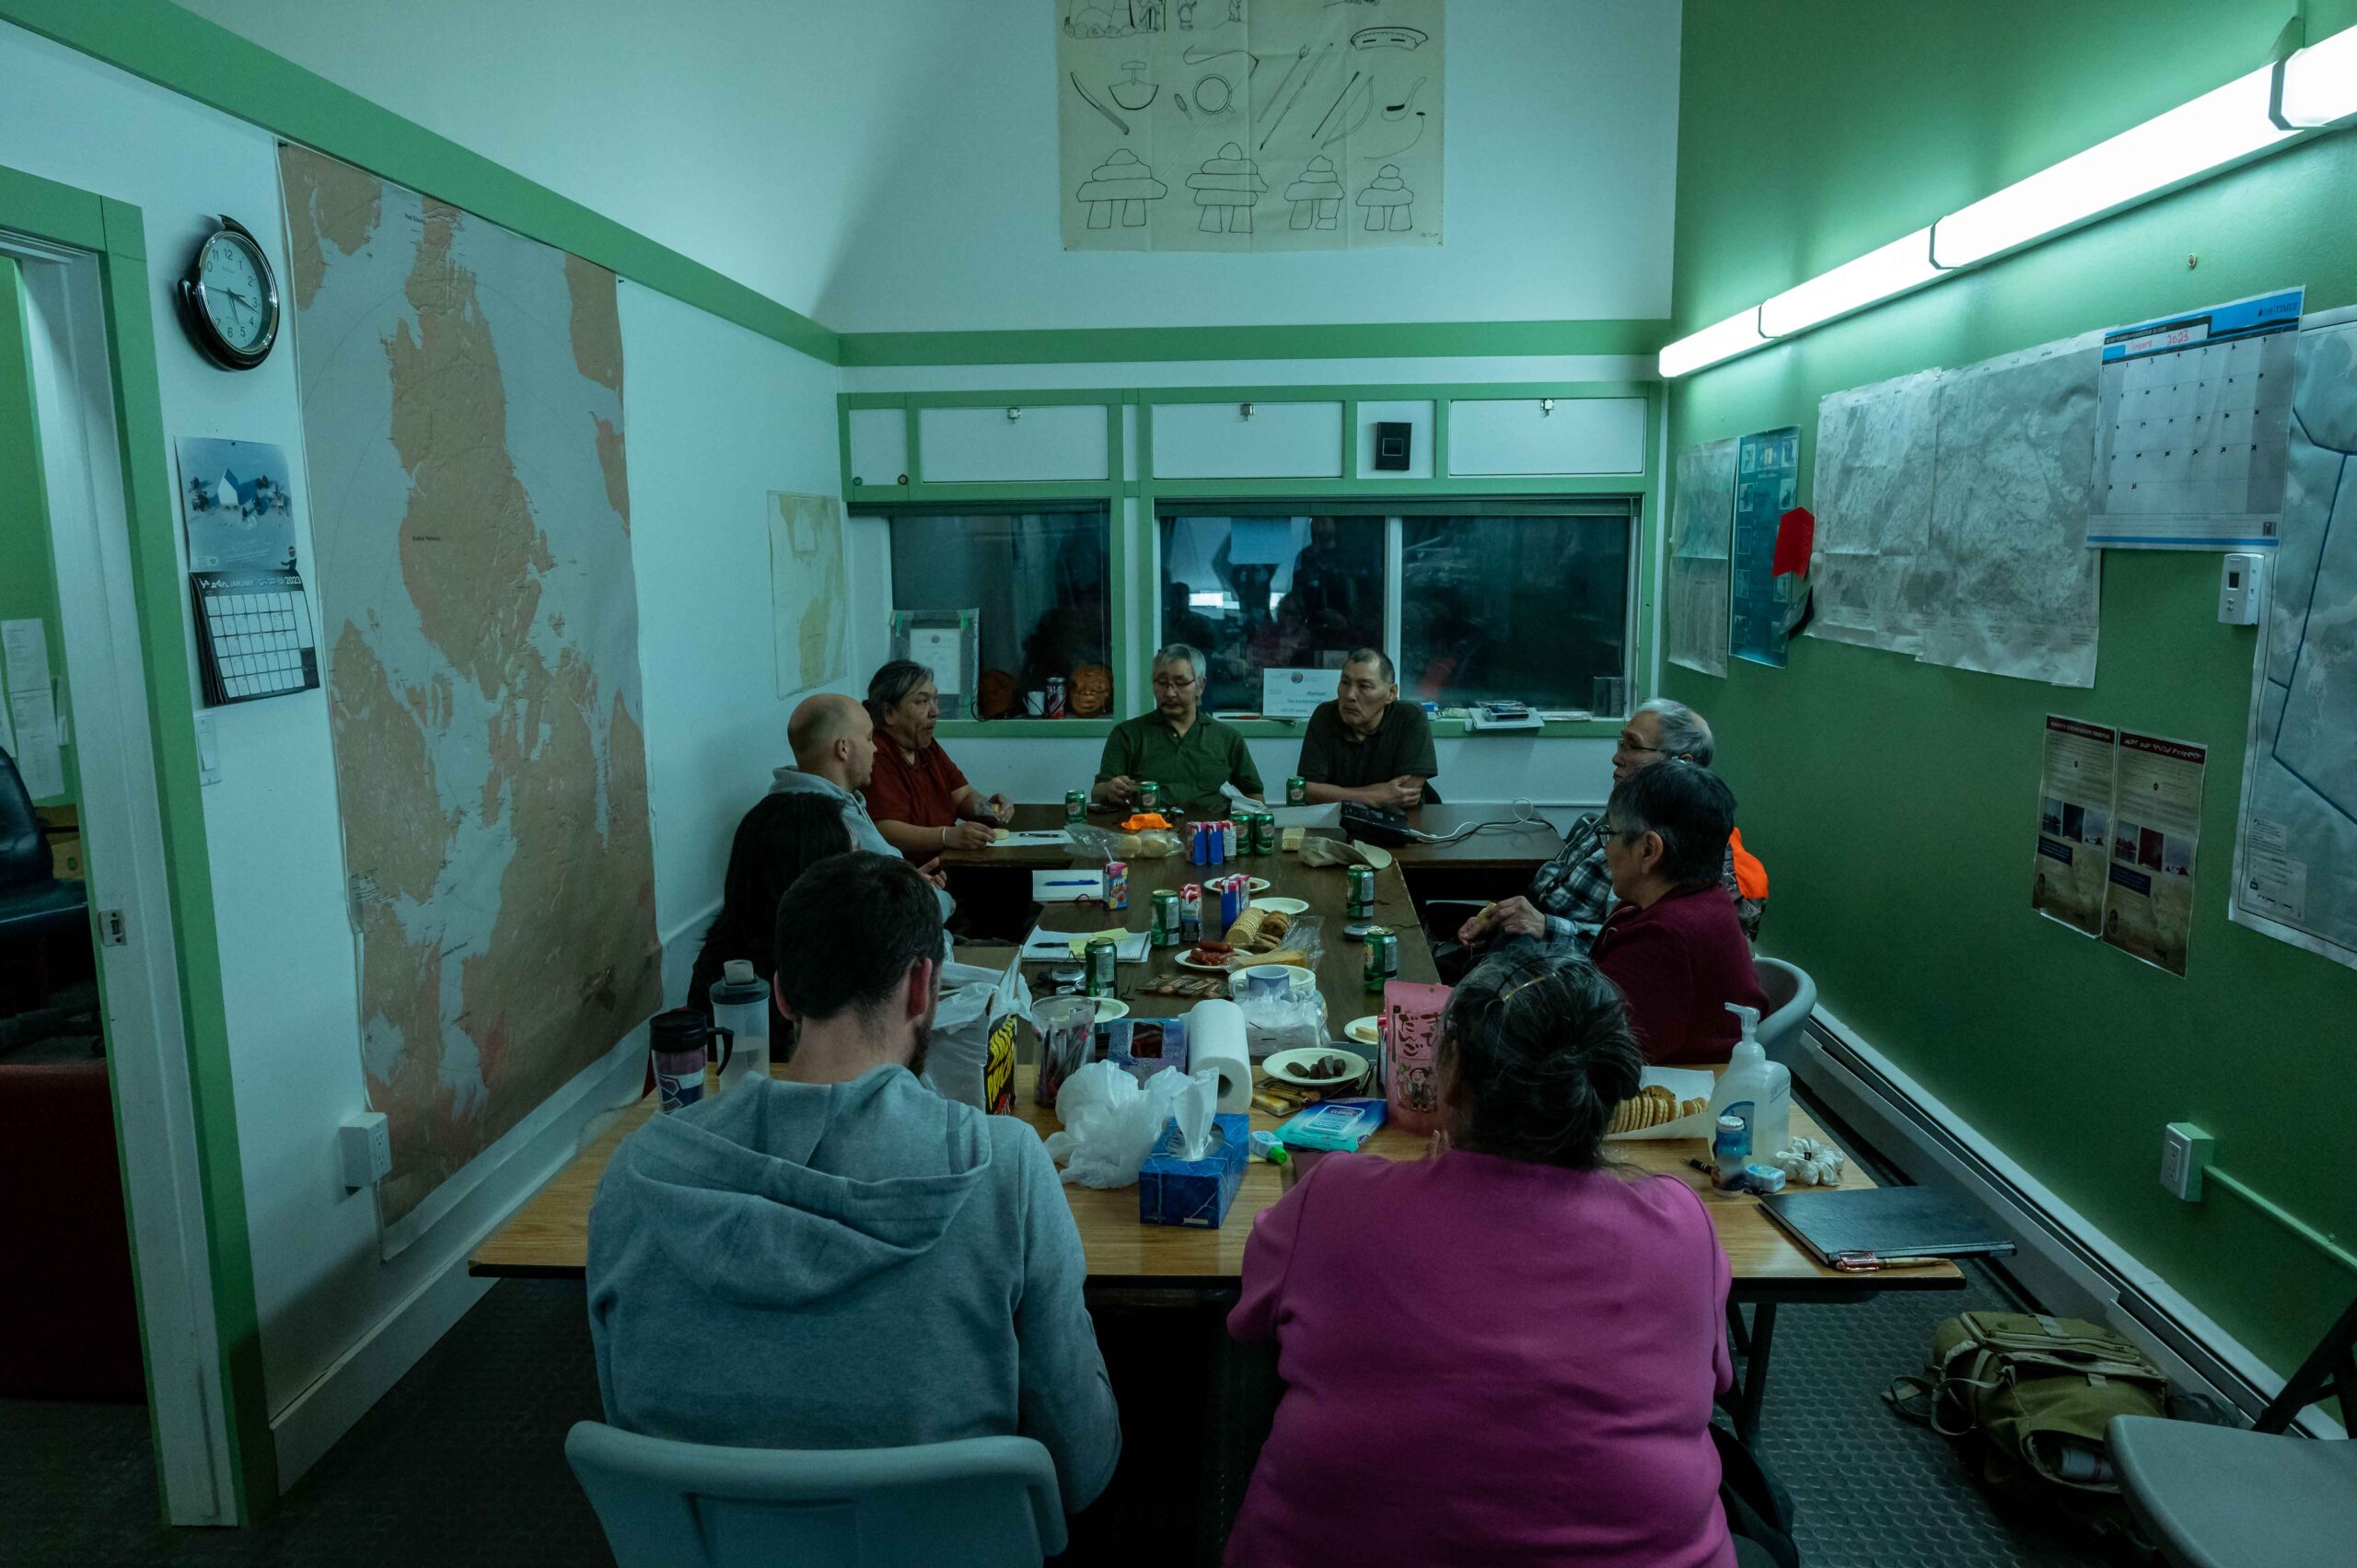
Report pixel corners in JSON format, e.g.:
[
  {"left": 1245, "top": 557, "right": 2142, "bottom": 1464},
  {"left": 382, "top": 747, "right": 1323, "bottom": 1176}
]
[{"left": 199, "top": 233, "right": 271, "bottom": 354}]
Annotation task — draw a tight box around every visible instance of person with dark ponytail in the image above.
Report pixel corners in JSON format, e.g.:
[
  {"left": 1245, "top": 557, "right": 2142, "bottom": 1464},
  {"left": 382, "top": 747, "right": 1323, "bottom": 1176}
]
[
  {"left": 684, "top": 793, "right": 853, "bottom": 1017},
  {"left": 1224, "top": 950, "right": 1744, "bottom": 1568}
]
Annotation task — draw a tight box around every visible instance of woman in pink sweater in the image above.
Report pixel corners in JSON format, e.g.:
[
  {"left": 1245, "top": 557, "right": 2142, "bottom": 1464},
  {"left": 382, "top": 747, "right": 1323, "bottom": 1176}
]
[{"left": 1225, "top": 954, "right": 1741, "bottom": 1568}]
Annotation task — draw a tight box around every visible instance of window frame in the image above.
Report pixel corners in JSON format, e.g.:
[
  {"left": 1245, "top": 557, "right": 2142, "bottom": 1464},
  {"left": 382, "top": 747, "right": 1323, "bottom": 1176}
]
[{"left": 840, "top": 381, "right": 1661, "bottom": 741}]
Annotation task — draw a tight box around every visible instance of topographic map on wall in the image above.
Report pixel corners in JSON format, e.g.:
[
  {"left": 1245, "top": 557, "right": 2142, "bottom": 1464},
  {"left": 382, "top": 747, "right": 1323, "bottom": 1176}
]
[
  {"left": 1665, "top": 437, "right": 1734, "bottom": 677},
  {"left": 1057, "top": 0, "right": 1444, "bottom": 250},
  {"left": 2233, "top": 308, "right": 2357, "bottom": 969},
  {"left": 771, "top": 491, "right": 848, "bottom": 698},
  {"left": 280, "top": 145, "right": 661, "bottom": 1249},
  {"left": 1810, "top": 368, "right": 1942, "bottom": 658}
]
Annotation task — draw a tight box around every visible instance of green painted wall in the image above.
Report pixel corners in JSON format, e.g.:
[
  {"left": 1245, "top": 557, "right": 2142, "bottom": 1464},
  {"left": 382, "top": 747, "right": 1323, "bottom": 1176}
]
[{"left": 1666, "top": 0, "right": 2357, "bottom": 1380}]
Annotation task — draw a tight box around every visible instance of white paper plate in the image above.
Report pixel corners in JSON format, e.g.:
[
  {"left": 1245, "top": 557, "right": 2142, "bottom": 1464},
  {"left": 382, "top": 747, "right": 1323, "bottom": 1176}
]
[
  {"left": 1248, "top": 877, "right": 1271, "bottom": 893},
  {"left": 1342, "top": 1016, "right": 1380, "bottom": 1046},
  {"left": 1091, "top": 999, "right": 1131, "bottom": 1021},
  {"left": 1263, "top": 1046, "right": 1370, "bottom": 1088},
  {"left": 1175, "top": 952, "right": 1235, "bottom": 973},
  {"left": 1249, "top": 897, "right": 1308, "bottom": 915}
]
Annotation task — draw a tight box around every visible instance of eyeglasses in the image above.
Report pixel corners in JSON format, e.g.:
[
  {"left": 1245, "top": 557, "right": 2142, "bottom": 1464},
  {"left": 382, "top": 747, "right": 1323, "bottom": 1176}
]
[
  {"left": 1152, "top": 676, "right": 1198, "bottom": 691},
  {"left": 1616, "top": 738, "right": 1666, "bottom": 755}
]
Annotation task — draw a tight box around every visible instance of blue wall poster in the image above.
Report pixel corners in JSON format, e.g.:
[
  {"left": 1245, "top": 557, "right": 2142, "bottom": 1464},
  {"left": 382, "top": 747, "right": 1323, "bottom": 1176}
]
[{"left": 1730, "top": 425, "right": 1801, "bottom": 668}]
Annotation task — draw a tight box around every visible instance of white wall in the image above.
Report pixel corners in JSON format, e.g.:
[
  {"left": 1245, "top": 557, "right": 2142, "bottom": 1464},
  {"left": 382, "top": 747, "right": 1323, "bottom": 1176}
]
[
  {"left": 0, "top": 19, "right": 845, "bottom": 1487},
  {"left": 177, "top": 0, "right": 1682, "bottom": 335}
]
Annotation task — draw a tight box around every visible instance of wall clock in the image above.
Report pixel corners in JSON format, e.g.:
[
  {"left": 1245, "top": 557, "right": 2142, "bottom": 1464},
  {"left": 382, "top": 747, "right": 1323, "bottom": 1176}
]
[{"left": 177, "top": 215, "right": 280, "bottom": 371}]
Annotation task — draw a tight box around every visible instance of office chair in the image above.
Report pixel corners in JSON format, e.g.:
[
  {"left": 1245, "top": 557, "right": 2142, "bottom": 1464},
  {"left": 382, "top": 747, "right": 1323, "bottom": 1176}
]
[
  {"left": 1752, "top": 958, "right": 1817, "bottom": 1068},
  {"left": 565, "top": 1423, "right": 1067, "bottom": 1567},
  {"left": 2107, "top": 1293, "right": 2357, "bottom": 1567}
]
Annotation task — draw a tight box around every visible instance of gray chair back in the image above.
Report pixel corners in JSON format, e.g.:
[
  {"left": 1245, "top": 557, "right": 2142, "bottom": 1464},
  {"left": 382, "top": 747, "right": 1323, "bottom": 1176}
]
[
  {"left": 1753, "top": 958, "right": 1817, "bottom": 1069},
  {"left": 565, "top": 1422, "right": 1066, "bottom": 1568}
]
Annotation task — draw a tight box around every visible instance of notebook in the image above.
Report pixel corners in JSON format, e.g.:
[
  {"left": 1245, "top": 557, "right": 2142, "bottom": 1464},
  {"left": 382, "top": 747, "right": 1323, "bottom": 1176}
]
[{"left": 1759, "top": 1188, "right": 2016, "bottom": 1270}]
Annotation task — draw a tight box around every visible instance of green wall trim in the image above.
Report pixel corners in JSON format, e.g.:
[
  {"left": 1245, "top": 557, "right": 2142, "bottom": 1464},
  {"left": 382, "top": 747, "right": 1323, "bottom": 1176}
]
[
  {"left": 0, "top": 159, "right": 108, "bottom": 250},
  {"left": 934, "top": 714, "right": 1625, "bottom": 744},
  {"left": 0, "top": 0, "right": 840, "bottom": 365},
  {"left": 0, "top": 163, "right": 276, "bottom": 1518},
  {"left": 838, "top": 319, "right": 1672, "bottom": 367}
]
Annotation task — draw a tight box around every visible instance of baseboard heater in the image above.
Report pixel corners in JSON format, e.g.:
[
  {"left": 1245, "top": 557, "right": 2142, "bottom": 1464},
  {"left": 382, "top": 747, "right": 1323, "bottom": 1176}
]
[{"left": 1795, "top": 1009, "right": 2339, "bottom": 1439}]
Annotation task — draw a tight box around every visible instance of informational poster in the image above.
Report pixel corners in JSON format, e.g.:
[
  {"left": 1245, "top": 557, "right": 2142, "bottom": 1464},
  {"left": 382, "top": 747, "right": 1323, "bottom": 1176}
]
[
  {"left": 772, "top": 490, "right": 850, "bottom": 700},
  {"left": 1666, "top": 437, "right": 1736, "bottom": 677},
  {"left": 1261, "top": 666, "right": 1340, "bottom": 717},
  {"left": 910, "top": 626, "right": 966, "bottom": 698},
  {"left": 1730, "top": 426, "right": 1800, "bottom": 668},
  {"left": 2033, "top": 715, "right": 2117, "bottom": 937},
  {"left": 1809, "top": 370, "right": 1941, "bottom": 656},
  {"left": 2232, "top": 305, "right": 2357, "bottom": 969},
  {"left": 2088, "top": 287, "right": 2302, "bottom": 551},
  {"left": 1922, "top": 334, "right": 2103, "bottom": 688},
  {"left": 2102, "top": 732, "right": 2205, "bottom": 976},
  {"left": 1056, "top": 0, "right": 1446, "bottom": 252}
]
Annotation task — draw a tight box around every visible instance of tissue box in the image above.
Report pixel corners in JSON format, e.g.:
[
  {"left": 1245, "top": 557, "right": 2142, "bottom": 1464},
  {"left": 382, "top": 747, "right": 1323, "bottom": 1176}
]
[
  {"left": 1138, "top": 1111, "right": 1248, "bottom": 1227},
  {"left": 1106, "top": 1018, "right": 1189, "bottom": 1084}
]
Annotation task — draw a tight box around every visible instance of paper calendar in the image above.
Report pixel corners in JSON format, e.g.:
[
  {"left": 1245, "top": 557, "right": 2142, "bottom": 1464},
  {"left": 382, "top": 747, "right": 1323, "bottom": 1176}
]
[{"left": 191, "top": 569, "right": 319, "bottom": 705}]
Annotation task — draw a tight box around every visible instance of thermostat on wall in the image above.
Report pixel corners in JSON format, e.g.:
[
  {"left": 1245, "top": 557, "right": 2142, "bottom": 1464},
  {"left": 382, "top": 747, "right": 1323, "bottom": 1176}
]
[{"left": 1373, "top": 421, "right": 1411, "bottom": 471}]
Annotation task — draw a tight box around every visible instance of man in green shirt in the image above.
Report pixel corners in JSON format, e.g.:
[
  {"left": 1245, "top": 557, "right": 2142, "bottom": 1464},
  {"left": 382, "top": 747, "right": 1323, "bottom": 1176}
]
[
  {"left": 1095, "top": 644, "right": 1263, "bottom": 814},
  {"left": 1297, "top": 648, "right": 1440, "bottom": 809}
]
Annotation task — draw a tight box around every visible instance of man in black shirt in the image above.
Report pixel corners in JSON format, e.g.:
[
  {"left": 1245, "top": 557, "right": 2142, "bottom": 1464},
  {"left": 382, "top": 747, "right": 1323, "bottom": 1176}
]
[{"left": 1295, "top": 649, "right": 1440, "bottom": 809}]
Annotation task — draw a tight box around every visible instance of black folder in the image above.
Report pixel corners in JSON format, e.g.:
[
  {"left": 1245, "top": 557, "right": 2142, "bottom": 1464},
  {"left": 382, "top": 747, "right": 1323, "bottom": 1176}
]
[{"left": 1759, "top": 1188, "right": 2015, "bottom": 1271}]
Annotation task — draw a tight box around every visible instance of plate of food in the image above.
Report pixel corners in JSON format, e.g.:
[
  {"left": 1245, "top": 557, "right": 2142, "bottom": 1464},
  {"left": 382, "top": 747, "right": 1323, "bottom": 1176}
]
[
  {"left": 1247, "top": 877, "right": 1271, "bottom": 893},
  {"left": 1342, "top": 1015, "right": 1380, "bottom": 1047},
  {"left": 1263, "top": 1046, "right": 1370, "bottom": 1088},
  {"left": 1249, "top": 897, "right": 1308, "bottom": 916},
  {"left": 1176, "top": 944, "right": 1237, "bottom": 971}
]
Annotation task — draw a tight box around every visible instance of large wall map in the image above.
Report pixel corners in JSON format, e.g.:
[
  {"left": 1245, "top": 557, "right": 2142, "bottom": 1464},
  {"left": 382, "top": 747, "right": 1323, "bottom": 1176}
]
[
  {"left": 1058, "top": 0, "right": 1444, "bottom": 251},
  {"left": 280, "top": 146, "right": 661, "bottom": 1245}
]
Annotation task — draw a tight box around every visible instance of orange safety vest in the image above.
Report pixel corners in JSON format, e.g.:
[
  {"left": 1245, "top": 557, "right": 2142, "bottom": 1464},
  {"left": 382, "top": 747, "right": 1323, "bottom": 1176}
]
[{"left": 1729, "top": 825, "right": 1769, "bottom": 900}]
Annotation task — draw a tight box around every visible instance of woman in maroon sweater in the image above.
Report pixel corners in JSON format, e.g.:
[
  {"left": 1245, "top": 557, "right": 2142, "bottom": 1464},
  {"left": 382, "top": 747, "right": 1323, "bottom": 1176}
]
[{"left": 1591, "top": 761, "right": 1767, "bottom": 1064}]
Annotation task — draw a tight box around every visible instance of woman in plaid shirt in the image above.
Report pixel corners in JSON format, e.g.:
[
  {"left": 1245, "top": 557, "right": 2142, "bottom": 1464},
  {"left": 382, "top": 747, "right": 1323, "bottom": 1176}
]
[{"left": 1459, "top": 700, "right": 1766, "bottom": 952}]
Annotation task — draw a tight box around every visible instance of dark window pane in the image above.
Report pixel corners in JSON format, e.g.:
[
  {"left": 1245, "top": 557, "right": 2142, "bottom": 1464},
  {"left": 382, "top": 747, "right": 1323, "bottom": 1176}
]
[
  {"left": 886, "top": 510, "right": 1111, "bottom": 719},
  {"left": 1399, "top": 515, "right": 1630, "bottom": 710},
  {"left": 1157, "top": 515, "right": 1386, "bottom": 711}
]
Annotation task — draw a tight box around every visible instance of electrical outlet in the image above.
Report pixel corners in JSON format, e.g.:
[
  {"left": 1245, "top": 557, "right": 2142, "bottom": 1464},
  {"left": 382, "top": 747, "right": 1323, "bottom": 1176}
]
[
  {"left": 340, "top": 1111, "right": 392, "bottom": 1193},
  {"left": 2160, "top": 1121, "right": 2214, "bottom": 1201}
]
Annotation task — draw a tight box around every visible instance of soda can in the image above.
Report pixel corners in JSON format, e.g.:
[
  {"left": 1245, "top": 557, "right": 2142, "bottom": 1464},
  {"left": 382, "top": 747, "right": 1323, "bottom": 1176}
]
[
  {"left": 1363, "top": 925, "right": 1398, "bottom": 992},
  {"left": 1138, "top": 779, "right": 1160, "bottom": 812},
  {"left": 1065, "top": 789, "right": 1087, "bottom": 823},
  {"left": 1251, "top": 811, "right": 1278, "bottom": 855},
  {"left": 1221, "top": 819, "right": 1239, "bottom": 860},
  {"left": 1045, "top": 676, "right": 1066, "bottom": 718},
  {"left": 1151, "top": 889, "right": 1180, "bottom": 947},
  {"left": 1086, "top": 936, "right": 1119, "bottom": 998},
  {"left": 1345, "top": 864, "right": 1376, "bottom": 919},
  {"left": 1178, "top": 884, "right": 1203, "bottom": 945},
  {"left": 1286, "top": 775, "right": 1307, "bottom": 807},
  {"left": 1104, "top": 860, "right": 1129, "bottom": 912}
]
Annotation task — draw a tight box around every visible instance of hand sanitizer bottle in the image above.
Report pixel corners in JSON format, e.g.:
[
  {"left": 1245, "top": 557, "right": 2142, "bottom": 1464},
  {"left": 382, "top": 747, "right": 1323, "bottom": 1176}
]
[{"left": 1707, "top": 1004, "right": 1791, "bottom": 1171}]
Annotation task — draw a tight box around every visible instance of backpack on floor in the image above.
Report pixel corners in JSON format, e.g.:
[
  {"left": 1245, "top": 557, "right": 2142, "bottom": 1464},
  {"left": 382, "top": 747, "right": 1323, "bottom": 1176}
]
[{"left": 1887, "top": 1310, "right": 2169, "bottom": 1537}]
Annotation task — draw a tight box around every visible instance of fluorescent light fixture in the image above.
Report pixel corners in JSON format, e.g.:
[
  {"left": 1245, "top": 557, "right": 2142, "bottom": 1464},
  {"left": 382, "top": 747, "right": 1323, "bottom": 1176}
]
[
  {"left": 1658, "top": 24, "right": 2356, "bottom": 381},
  {"left": 1932, "top": 65, "right": 2293, "bottom": 267},
  {"left": 1759, "top": 227, "right": 1943, "bottom": 338},
  {"left": 1658, "top": 308, "right": 1768, "bottom": 379},
  {"left": 2280, "top": 25, "right": 2357, "bottom": 127}
]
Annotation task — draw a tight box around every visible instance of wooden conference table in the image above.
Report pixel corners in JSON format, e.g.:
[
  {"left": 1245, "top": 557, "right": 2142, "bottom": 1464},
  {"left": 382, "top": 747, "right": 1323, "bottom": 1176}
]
[{"left": 473, "top": 809, "right": 1957, "bottom": 1444}]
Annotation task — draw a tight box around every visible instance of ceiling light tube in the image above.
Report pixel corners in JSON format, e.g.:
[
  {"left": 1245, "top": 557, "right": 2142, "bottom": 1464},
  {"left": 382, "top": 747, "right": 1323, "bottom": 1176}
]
[
  {"left": 1932, "top": 64, "right": 2293, "bottom": 268},
  {"left": 1758, "top": 227, "right": 1944, "bottom": 338},
  {"left": 2280, "top": 26, "right": 2357, "bottom": 127},
  {"left": 1658, "top": 307, "right": 1770, "bottom": 379}
]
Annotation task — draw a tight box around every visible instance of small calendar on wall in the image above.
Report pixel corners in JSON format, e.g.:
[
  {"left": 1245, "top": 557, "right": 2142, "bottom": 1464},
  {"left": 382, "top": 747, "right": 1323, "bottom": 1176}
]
[
  {"left": 190, "top": 569, "right": 319, "bottom": 704},
  {"left": 175, "top": 436, "right": 320, "bottom": 707}
]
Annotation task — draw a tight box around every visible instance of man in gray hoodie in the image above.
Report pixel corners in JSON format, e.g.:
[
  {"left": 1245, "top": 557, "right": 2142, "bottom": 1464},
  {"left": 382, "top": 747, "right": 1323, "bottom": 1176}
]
[
  {"left": 586, "top": 851, "right": 1120, "bottom": 1513},
  {"left": 771, "top": 691, "right": 954, "bottom": 921}
]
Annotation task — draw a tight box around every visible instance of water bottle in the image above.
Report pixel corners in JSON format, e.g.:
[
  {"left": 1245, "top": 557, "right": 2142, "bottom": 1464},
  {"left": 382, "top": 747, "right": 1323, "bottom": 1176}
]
[{"left": 709, "top": 958, "right": 771, "bottom": 1094}]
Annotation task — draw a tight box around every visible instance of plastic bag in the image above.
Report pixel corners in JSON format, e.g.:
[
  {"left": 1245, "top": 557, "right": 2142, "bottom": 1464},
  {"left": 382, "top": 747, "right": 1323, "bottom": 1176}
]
[
  {"left": 924, "top": 958, "right": 1032, "bottom": 1114},
  {"left": 1042, "top": 1062, "right": 1217, "bottom": 1188},
  {"left": 1068, "top": 824, "right": 1181, "bottom": 861}
]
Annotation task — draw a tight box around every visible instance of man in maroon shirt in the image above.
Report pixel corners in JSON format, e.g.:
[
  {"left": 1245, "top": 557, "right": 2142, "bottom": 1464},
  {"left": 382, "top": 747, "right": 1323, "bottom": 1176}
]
[
  {"left": 864, "top": 661, "right": 1013, "bottom": 861},
  {"left": 1591, "top": 761, "right": 1767, "bottom": 1065}
]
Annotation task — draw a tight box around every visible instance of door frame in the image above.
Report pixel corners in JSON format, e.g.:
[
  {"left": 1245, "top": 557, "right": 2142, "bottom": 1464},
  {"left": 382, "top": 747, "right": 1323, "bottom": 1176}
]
[{"left": 2, "top": 162, "right": 273, "bottom": 1524}]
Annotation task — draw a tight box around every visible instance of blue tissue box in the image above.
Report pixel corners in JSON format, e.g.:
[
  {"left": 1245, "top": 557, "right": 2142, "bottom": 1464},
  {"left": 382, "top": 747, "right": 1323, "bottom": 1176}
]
[{"left": 1137, "top": 1112, "right": 1249, "bottom": 1228}]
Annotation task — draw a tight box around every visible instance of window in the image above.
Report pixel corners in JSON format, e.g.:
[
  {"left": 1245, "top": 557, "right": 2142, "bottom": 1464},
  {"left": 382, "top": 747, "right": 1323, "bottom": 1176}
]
[
  {"left": 1156, "top": 514, "right": 1386, "bottom": 711},
  {"left": 882, "top": 507, "right": 1112, "bottom": 720},
  {"left": 1399, "top": 510, "right": 1631, "bottom": 711}
]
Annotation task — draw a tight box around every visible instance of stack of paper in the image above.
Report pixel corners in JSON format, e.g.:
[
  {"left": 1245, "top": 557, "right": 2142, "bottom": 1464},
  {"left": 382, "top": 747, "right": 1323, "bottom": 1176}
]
[{"left": 1017, "top": 925, "right": 1152, "bottom": 963}]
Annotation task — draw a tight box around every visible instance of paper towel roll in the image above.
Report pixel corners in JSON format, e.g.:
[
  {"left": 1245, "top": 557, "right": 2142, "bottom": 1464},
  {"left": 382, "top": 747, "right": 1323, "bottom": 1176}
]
[{"left": 1185, "top": 998, "right": 1254, "bottom": 1114}]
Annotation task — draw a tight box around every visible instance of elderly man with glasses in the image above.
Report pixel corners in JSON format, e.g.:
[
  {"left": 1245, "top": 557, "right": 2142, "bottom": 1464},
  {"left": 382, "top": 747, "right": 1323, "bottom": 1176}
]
[
  {"left": 1458, "top": 699, "right": 1768, "bottom": 955},
  {"left": 1093, "top": 643, "right": 1264, "bottom": 815}
]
